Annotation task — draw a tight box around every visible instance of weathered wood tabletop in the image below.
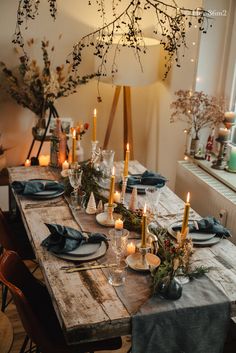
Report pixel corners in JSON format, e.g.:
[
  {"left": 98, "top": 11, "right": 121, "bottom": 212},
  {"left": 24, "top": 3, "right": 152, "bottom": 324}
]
[{"left": 8, "top": 161, "right": 236, "bottom": 344}]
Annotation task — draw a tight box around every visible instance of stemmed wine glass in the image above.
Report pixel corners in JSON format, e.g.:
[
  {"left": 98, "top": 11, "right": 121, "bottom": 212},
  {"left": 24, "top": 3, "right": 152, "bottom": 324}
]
[
  {"left": 108, "top": 229, "right": 129, "bottom": 286},
  {"left": 68, "top": 164, "right": 83, "bottom": 209}
]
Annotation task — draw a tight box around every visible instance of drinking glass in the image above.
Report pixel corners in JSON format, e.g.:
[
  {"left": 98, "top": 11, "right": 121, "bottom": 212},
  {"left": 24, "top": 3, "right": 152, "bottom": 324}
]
[
  {"left": 70, "top": 190, "right": 86, "bottom": 210},
  {"left": 68, "top": 165, "right": 83, "bottom": 193},
  {"left": 145, "top": 187, "right": 162, "bottom": 216},
  {"left": 108, "top": 229, "right": 129, "bottom": 286},
  {"left": 99, "top": 150, "right": 115, "bottom": 188}
]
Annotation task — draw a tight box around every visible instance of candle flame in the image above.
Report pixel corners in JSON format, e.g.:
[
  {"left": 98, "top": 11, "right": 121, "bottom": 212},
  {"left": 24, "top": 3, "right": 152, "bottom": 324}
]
[
  {"left": 72, "top": 129, "right": 76, "bottom": 138},
  {"left": 186, "top": 192, "right": 190, "bottom": 203},
  {"left": 93, "top": 108, "right": 97, "bottom": 117},
  {"left": 143, "top": 203, "right": 147, "bottom": 214},
  {"left": 126, "top": 143, "right": 129, "bottom": 151},
  {"left": 112, "top": 166, "right": 115, "bottom": 176}
]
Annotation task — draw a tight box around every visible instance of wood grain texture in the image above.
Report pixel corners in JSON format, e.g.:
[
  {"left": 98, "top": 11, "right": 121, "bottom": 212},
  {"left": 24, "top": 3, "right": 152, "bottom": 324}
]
[{"left": 8, "top": 162, "right": 236, "bottom": 344}]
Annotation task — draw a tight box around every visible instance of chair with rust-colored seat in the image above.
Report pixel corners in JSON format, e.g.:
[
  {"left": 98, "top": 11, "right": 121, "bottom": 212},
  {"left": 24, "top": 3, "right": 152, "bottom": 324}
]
[
  {"left": 0, "top": 208, "right": 36, "bottom": 311},
  {"left": 0, "top": 251, "right": 122, "bottom": 353}
]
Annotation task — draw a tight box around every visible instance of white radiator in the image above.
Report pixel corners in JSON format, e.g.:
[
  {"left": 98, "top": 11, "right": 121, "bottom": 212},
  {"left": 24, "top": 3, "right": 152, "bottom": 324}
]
[{"left": 175, "top": 161, "right": 236, "bottom": 244}]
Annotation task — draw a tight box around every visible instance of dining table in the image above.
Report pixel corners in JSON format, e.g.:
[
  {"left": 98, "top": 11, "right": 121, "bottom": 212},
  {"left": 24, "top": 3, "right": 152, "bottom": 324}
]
[{"left": 7, "top": 161, "right": 236, "bottom": 352}]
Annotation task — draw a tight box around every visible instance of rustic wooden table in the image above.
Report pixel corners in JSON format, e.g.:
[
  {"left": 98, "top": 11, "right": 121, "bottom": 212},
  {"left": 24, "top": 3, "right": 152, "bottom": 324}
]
[{"left": 8, "top": 162, "right": 236, "bottom": 344}]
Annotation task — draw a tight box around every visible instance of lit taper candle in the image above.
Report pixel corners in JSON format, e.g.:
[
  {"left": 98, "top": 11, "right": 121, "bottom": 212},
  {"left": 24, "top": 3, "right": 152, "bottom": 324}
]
[
  {"left": 71, "top": 128, "right": 76, "bottom": 163},
  {"left": 141, "top": 203, "right": 147, "bottom": 248},
  {"left": 93, "top": 108, "right": 97, "bottom": 142},
  {"left": 108, "top": 167, "right": 115, "bottom": 206},
  {"left": 181, "top": 192, "right": 190, "bottom": 235},
  {"left": 123, "top": 143, "right": 130, "bottom": 177}
]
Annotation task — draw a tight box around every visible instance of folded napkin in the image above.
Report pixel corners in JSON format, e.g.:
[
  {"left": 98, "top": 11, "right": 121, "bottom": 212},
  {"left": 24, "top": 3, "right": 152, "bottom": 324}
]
[
  {"left": 41, "top": 223, "right": 108, "bottom": 254},
  {"left": 127, "top": 170, "right": 167, "bottom": 188},
  {"left": 173, "top": 216, "right": 231, "bottom": 238},
  {"left": 12, "top": 180, "right": 64, "bottom": 195}
]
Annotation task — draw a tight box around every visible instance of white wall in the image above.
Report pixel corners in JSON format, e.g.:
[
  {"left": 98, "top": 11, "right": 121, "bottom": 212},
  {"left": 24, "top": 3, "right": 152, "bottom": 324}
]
[{"left": 0, "top": 0, "right": 231, "bottom": 191}]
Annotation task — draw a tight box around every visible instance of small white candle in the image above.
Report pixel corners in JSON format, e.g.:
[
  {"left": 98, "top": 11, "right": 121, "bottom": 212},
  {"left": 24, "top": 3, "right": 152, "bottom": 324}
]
[
  {"left": 224, "top": 112, "right": 236, "bottom": 119},
  {"left": 115, "top": 218, "right": 123, "bottom": 230},
  {"left": 62, "top": 160, "right": 69, "bottom": 170},
  {"left": 24, "top": 159, "right": 31, "bottom": 167},
  {"left": 126, "top": 241, "right": 136, "bottom": 255},
  {"left": 113, "top": 191, "right": 121, "bottom": 203},
  {"left": 39, "top": 155, "right": 50, "bottom": 167}
]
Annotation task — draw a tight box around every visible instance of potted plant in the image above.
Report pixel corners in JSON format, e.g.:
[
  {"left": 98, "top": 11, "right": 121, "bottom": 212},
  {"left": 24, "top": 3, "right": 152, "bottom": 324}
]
[{"left": 170, "top": 90, "right": 225, "bottom": 155}]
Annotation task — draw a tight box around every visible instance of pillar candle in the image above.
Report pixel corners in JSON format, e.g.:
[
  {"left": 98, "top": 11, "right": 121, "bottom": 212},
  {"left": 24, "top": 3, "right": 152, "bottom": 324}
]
[
  {"left": 126, "top": 241, "right": 136, "bottom": 255},
  {"left": 115, "top": 218, "right": 123, "bottom": 230},
  {"left": 141, "top": 203, "right": 147, "bottom": 248},
  {"left": 62, "top": 160, "right": 69, "bottom": 170},
  {"left": 181, "top": 192, "right": 190, "bottom": 235},
  {"left": 113, "top": 191, "right": 121, "bottom": 203},
  {"left": 123, "top": 143, "right": 130, "bottom": 177},
  {"left": 228, "top": 146, "right": 236, "bottom": 171},
  {"left": 24, "top": 159, "right": 31, "bottom": 167},
  {"left": 93, "top": 109, "right": 97, "bottom": 142},
  {"left": 39, "top": 155, "right": 50, "bottom": 166},
  {"left": 108, "top": 167, "right": 115, "bottom": 206},
  {"left": 71, "top": 128, "right": 76, "bottom": 163}
]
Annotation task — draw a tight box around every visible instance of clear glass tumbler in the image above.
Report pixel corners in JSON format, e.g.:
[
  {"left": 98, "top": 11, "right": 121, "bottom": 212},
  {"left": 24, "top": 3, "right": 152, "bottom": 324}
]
[
  {"left": 145, "top": 186, "right": 162, "bottom": 216},
  {"left": 108, "top": 228, "right": 129, "bottom": 286}
]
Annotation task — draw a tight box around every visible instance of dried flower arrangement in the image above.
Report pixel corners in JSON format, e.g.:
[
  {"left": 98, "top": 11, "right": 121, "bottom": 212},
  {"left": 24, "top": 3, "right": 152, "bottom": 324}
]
[
  {"left": 0, "top": 38, "right": 95, "bottom": 118},
  {"left": 12, "top": 1, "right": 211, "bottom": 97},
  {"left": 149, "top": 225, "right": 210, "bottom": 294},
  {"left": 170, "top": 90, "right": 225, "bottom": 139},
  {"left": 74, "top": 123, "right": 90, "bottom": 140}
]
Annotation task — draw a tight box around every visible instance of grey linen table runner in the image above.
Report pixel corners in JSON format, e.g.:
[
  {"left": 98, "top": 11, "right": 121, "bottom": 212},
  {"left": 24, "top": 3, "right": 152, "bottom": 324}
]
[
  {"left": 69, "top": 209, "right": 230, "bottom": 353},
  {"left": 132, "top": 276, "right": 230, "bottom": 353}
]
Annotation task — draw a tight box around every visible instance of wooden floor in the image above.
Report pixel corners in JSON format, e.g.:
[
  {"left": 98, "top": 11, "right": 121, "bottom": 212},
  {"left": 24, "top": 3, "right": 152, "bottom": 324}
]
[{"left": 1, "top": 261, "right": 131, "bottom": 353}]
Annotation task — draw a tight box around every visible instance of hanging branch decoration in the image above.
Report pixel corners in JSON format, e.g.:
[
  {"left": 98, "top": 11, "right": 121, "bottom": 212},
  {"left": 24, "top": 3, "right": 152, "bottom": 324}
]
[
  {"left": 12, "top": 0, "right": 212, "bottom": 93},
  {"left": 13, "top": 0, "right": 57, "bottom": 49}
]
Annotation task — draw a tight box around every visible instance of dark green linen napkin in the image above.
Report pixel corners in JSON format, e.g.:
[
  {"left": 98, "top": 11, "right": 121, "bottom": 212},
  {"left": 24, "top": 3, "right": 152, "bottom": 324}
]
[
  {"left": 12, "top": 180, "right": 64, "bottom": 195},
  {"left": 173, "top": 216, "right": 231, "bottom": 238},
  {"left": 41, "top": 223, "right": 108, "bottom": 254},
  {"left": 127, "top": 170, "right": 167, "bottom": 189}
]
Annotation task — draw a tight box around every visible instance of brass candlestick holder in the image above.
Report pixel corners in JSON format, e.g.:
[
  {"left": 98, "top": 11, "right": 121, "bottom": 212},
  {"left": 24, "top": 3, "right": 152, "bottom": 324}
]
[
  {"left": 120, "top": 175, "right": 128, "bottom": 206},
  {"left": 211, "top": 137, "right": 229, "bottom": 170}
]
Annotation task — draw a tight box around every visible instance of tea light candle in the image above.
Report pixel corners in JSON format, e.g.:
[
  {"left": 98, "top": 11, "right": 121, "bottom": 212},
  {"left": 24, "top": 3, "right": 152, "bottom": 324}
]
[
  {"left": 93, "top": 108, "right": 97, "bottom": 142},
  {"left": 218, "top": 128, "right": 230, "bottom": 141},
  {"left": 24, "top": 159, "right": 31, "bottom": 167},
  {"left": 141, "top": 203, "right": 147, "bottom": 248},
  {"left": 123, "top": 143, "right": 130, "bottom": 177},
  {"left": 39, "top": 155, "right": 50, "bottom": 167},
  {"left": 113, "top": 191, "right": 121, "bottom": 203},
  {"left": 108, "top": 167, "right": 115, "bottom": 206},
  {"left": 181, "top": 192, "right": 190, "bottom": 236},
  {"left": 115, "top": 218, "right": 123, "bottom": 230},
  {"left": 228, "top": 146, "right": 236, "bottom": 171},
  {"left": 224, "top": 112, "right": 236, "bottom": 120},
  {"left": 62, "top": 160, "right": 69, "bottom": 170},
  {"left": 126, "top": 241, "right": 136, "bottom": 255}
]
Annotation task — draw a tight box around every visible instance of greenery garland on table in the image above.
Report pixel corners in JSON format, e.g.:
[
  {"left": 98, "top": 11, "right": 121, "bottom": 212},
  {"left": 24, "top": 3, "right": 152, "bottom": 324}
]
[
  {"left": 61, "top": 161, "right": 142, "bottom": 233},
  {"left": 149, "top": 225, "right": 210, "bottom": 293}
]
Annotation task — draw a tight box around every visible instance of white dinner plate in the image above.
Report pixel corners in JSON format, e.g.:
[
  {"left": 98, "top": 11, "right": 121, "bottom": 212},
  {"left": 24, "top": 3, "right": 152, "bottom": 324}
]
[{"left": 54, "top": 241, "right": 107, "bottom": 262}]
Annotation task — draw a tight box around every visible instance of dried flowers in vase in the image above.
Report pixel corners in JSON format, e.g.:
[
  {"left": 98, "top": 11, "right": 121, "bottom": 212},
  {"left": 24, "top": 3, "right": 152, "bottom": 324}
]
[
  {"left": 170, "top": 90, "right": 225, "bottom": 140},
  {"left": 0, "top": 37, "right": 95, "bottom": 120}
]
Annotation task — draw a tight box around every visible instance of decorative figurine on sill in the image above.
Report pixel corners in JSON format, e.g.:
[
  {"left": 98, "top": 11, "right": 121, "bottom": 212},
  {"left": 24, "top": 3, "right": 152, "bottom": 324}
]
[
  {"left": 194, "top": 146, "right": 205, "bottom": 160},
  {"left": 205, "top": 133, "right": 214, "bottom": 161}
]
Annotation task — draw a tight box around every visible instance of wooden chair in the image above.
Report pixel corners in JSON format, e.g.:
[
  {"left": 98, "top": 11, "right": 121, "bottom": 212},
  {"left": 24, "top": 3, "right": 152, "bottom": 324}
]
[
  {"left": 0, "top": 208, "right": 36, "bottom": 311},
  {"left": 0, "top": 251, "right": 122, "bottom": 353}
]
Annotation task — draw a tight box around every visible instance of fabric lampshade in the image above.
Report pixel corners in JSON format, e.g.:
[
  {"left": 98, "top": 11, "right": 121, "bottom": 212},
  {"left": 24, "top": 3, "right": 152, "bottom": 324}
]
[{"left": 95, "top": 35, "right": 160, "bottom": 87}]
